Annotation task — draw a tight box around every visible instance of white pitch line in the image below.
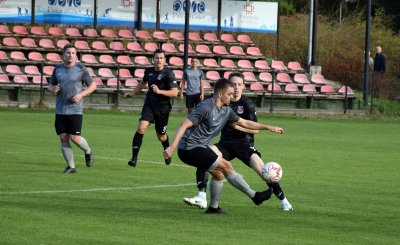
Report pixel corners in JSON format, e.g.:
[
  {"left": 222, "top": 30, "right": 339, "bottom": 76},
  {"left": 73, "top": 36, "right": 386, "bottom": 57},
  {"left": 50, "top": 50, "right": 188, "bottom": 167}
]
[{"left": 0, "top": 183, "right": 195, "bottom": 195}]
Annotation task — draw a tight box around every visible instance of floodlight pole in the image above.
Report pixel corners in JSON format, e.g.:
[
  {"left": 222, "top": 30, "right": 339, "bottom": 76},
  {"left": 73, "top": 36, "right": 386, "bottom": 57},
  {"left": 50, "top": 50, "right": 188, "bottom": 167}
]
[
  {"left": 307, "top": 0, "right": 314, "bottom": 69},
  {"left": 363, "top": 0, "right": 372, "bottom": 106},
  {"left": 183, "top": 0, "right": 190, "bottom": 71}
]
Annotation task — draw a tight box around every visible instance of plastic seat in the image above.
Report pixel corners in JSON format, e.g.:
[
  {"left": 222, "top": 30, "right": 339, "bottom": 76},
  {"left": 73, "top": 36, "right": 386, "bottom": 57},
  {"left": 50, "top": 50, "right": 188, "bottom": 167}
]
[
  {"left": 14, "top": 75, "right": 29, "bottom": 84},
  {"left": 276, "top": 73, "right": 292, "bottom": 84},
  {"left": 134, "top": 69, "right": 145, "bottom": 78},
  {"left": 302, "top": 84, "right": 318, "bottom": 94},
  {"left": 271, "top": 61, "right": 287, "bottom": 71},
  {"left": 101, "top": 29, "right": 117, "bottom": 38},
  {"left": 230, "top": 46, "right": 245, "bottom": 55},
  {"left": 30, "top": 26, "right": 46, "bottom": 36},
  {"left": 223, "top": 71, "right": 232, "bottom": 79},
  {"left": 93, "top": 77, "right": 104, "bottom": 87},
  {"left": 250, "top": 83, "right": 265, "bottom": 93},
  {"left": 179, "top": 44, "right": 195, "bottom": 53},
  {"left": 107, "top": 78, "right": 122, "bottom": 87},
  {"left": 204, "top": 33, "right": 219, "bottom": 42},
  {"left": 221, "top": 34, "right": 236, "bottom": 43},
  {"left": 238, "top": 60, "right": 253, "bottom": 69},
  {"left": 237, "top": 34, "right": 253, "bottom": 44},
  {"left": 337, "top": 85, "right": 354, "bottom": 95},
  {"left": 3, "top": 37, "right": 19, "bottom": 47},
  {"left": 125, "top": 79, "right": 139, "bottom": 88},
  {"left": 43, "top": 66, "right": 55, "bottom": 76},
  {"left": 243, "top": 72, "right": 257, "bottom": 82},
  {"left": 169, "top": 57, "right": 184, "bottom": 67},
  {"left": 110, "top": 42, "right": 125, "bottom": 51},
  {"left": 136, "top": 30, "right": 151, "bottom": 40},
  {"left": 144, "top": 42, "right": 158, "bottom": 52},
  {"left": 134, "top": 56, "right": 150, "bottom": 65},
  {"left": 259, "top": 72, "right": 272, "bottom": 83},
  {"left": 288, "top": 61, "right": 304, "bottom": 72},
  {"left": 13, "top": 26, "right": 28, "bottom": 35},
  {"left": 285, "top": 84, "right": 301, "bottom": 93},
  {"left": 21, "top": 37, "right": 37, "bottom": 48},
  {"left": 81, "top": 54, "right": 98, "bottom": 64},
  {"left": 293, "top": 74, "right": 310, "bottom": 84},
  {"left": 92, "top": 41, "right": 108, "bottom": 50},
  {"left": 203, "top": 58, "right": 219, "bottom": 68},
  {"left": 24, "top": 65, "right": 41, "bottom": 75},
  {"left": 0, "top": 74, "right": 10, "bottom": 83},
  {"left": 0, "top": 51, "right": 8, "bottom": 60},
  {"left": 117, "top": 68, "right": 133, "bottom": 78},
  {"left": 39, "top": 39, "right": 55, "bottom": 49},
  {"left": 56, "top": 40, "right": 70, "bottom": 49},
  {"left": 98, "top": 68, "right": 114, "bottom": 77},
  {"left": 118, "top": 29, "right": 134, "bottom": 39},
  {"left": 189, "top": 32, "right": 202, "bottom": 41},
  {"left": 48, "top": 27, "right": 64, "bottom": 36},
  {"left": 127, "top": 42, "right": 143, "bottom": 52},
  {"left": 311, "top": 74, "right": 327, "bottom": 85},
  {"left": 0, "top": 66, "right": 5, "bottom": 74},
  {"left": 162, "top": 43, "right": 178, "bottom": 53},
  {"left": 153, "top": 31, "right": 168, "bottom": 40},
  {"left": 246, "top": 47, "right": 263, "bottom": 57},
  {"left": 10, "top": 51, "right": 27, "bottom": 61},
  {"left": 255, "top": 60, "right": 271, "bottom": 70},
  {"left": 99, "top": 55, "right": 115, "bottom": 64},
  {"left": 0, "top": 25, "right": 11, "bottom": 34},
  {"left": 206, "top": 71, "right": 220, "bottom": 81},
  {"left": 28, "top": 52, "right": 45, "bottom": 61},
  {"left": 213, "top": 45, "right": 229, "bottom": 55},
  {"left": 117, "top": 55, "right": 133, "bottom": 65},
  {"left": 267, "top": 84, "right": 283, "bottom": 93},
  {"left": 220, "top": 59, "right": 236, "bottom": 68},
  {"left": 74, "top": 40, "right": 90, "bottom": 50},
  {"left": 170, "top": 32, "right": 184, "bottom": 41},
  {"left": 203, "top": 81, "right": 212, "bottom": 90},
  {"left": 196, "top": 45, "right": 212, "bottom": 54},
  {"left": 32, "top": 76, "right": 48, "bottom": 85},
  {"left": 173, "top": 70, "right": 183, "bottom": 80},
  {"left": 66, "top": 28, "right": 82, "bottom": 37},
  {"left": 46, "top": 53, "right": 62, "bottom": 62},
  {"left": 86, "top": 67, "right": 96, "bottom": 77},
  {"left": 320, "top": 85, "right": 336, "bottom": 95},
  {"left": 83, "top": 28, "right": 99, "bottom": 37}
]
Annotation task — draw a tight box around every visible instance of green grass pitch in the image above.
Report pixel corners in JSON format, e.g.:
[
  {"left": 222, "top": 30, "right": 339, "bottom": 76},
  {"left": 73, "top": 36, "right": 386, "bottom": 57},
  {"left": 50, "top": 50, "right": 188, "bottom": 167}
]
[{"left": 0, "top": 108, "right": 399, "bottom": 245}]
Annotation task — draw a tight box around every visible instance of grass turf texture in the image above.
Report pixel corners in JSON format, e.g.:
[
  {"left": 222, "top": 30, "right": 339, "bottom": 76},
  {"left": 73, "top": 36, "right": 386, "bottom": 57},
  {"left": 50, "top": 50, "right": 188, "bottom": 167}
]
[{"left": 0, "top": 109, "right": 399, "bottom": 245}]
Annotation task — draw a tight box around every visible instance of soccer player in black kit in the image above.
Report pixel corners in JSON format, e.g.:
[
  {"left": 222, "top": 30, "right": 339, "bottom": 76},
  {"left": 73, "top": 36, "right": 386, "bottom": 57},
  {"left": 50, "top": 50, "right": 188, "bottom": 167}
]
[
  {"left": 124, "top": 49, "right": 178, "bottom": 167},
  {"left": 183, "top": 72, "right": 293, "bottom": 211}
]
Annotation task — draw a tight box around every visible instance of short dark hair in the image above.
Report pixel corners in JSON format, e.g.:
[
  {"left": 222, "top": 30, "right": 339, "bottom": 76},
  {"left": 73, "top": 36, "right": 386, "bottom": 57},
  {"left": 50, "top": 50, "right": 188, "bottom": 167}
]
[
  {"left": 153, "top": 49, "right": 166, "bottom": 57},
  {"left": 228, "top": 71, "right": 244, "bottom": 82},
  {"left": 62, "top": 44, "right": 76, "bottom": 54},
  {"left": 214, "top": 78, "right": 234, "bottom": 94}
]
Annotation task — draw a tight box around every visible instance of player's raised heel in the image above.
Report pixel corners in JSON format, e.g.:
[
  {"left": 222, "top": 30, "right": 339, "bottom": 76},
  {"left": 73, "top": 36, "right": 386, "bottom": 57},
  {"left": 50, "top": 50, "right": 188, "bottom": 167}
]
[
  {"left": 281, "top": 198, "right": 293, "bottom": 211},
  {"left": 85, "top": 150, "right": 93, "bottom": 167},
  {"left": 183, "top": 196, "right": 207, "bottom": 209},
  {"left": 128, "top": 157, "right": 137, "bottom": 167},
  {"left": 63, "top": 166, "right": 76, "bottom": 174},
  {"left": 205, "top": 206, "right": 228, "bottom": 214},
  {"left": 251, "top": 187, "right": 273, "bottom": 205}
]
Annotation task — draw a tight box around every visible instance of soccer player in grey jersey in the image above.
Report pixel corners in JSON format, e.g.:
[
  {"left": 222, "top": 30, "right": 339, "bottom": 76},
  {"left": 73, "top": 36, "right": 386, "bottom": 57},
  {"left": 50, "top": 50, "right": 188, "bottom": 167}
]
[
  {"left": 164, "top": 78, "right": 284, "bottom": 214},
  {"left": 180, "top": 57, "right": 204, "bottom": 114},
  {"left": 48, "top": 44, "right": 96, "bottom": 174}
]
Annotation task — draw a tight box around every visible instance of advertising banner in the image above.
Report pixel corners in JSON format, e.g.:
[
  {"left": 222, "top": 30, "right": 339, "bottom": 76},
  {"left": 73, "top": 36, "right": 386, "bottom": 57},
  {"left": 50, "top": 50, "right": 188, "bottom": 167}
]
[
  {"left": 97, "top": 0, "right": 138, "bottom": 27},
  {"left": 160, "top": 0, "right": 218, "bottom": 30},
  {"left": 0, "top": 0, "right": 32, "bottom": 23},
  {"left": 34, "top": 0, "right": 94, "bottom": 25},
  {"left": 142, "top": 0, "right": 157, "bottom": 28},
  {"left": 221, "top": 1, "right": 278, "bottom": 33}
]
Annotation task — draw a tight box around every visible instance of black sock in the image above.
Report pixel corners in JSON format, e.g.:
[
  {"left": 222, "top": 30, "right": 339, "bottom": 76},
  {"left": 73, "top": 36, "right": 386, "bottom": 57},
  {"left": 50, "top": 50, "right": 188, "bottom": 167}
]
[
  {"left": 196, "top": 168, "right": 209, "bottom": 192},
  {"left": 161, "top": 135, "right": 169, "bottom": 150},
  {"left": 132, "top": 132, "right": 143, "bottom": 158},
  {"left": 267, "top": 182, "right": 285, "bottom": 200}
]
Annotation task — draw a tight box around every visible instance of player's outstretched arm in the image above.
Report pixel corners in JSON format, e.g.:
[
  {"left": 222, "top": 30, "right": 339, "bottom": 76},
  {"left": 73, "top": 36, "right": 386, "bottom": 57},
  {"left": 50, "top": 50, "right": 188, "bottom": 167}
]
[
  {"left": 234, "top": 118, "right": 284, "bottom": 134},
  {"left": 232, "top": 124, "right": 259, "bottom": 134},
  {"left": 163, "top": 118, "right": 193, "bottom": 159},
  {"left": 124, "top": 80, "right": 148, "bottom": 99}
]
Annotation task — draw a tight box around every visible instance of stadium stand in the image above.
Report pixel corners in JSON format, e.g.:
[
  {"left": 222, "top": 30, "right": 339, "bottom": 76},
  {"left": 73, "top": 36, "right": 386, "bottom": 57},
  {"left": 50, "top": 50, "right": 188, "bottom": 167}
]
[
  {"left": 30, "top": 26, "right": 46, "bottom": 36},
  {"left": 311, "top": 74, "right": 327, "bottom": 85},
  {"left": 250, "top": 83, "right": 265, "bottom": 92},
  {"left": 203, "top": 81, "right": 212, "bottom": 90},
  {"left": 271, "top": 60, "right": 287, "bottom": 71},
  {"left": 14, "top": 75, "right": 29, "bottom": 84},
  {"left": 259, "top": 72, "right": 272, "bottom": 83},
  {"left": 203, "top": 33, "right": 219, "bottom": 42},
  {"left": 43, "top": 66, "right": 55, "bottom": 76},
  {"left": 221, "top": 34, "right": 236, "bottom": 43},
  {"left": 229, "top": 46, "right": 246, "bottom": 55},
  {"left": 74, "top": 40, "right": 91, "bottom": 50},
  {"left": 276, "top": 73, "right": 292, "bottom": 84},
  {"left": 87, "top": 67, "right": 96, "bottom": 77},
  {"left": 172, "top": 70, "right": 183, "bottom": 80},
  {"left": 254, "top": 60, "right": 271, "bottom": 70},
  {"left": 144, "top": 42, "right": 158, "bottom": 52},
  {"left": 0, "top": 51, "right": 9, "bottom": 60},
  {"left": 39, "top": 39, "right": 55, "bottom": 49},
  {"left": 13, "top": 26, "right": 28, "bottom": 35},
  {"left": 189, "top": 32, "right": 202, "bottom": 41},
  {"left": 285, "top": 84, "right": 301, "bottom": 93},
  {"left": 220, "top": 59, "right": 236, "bottom": 69},
  {"left": 179, "top": 44, "right": 195, "bottom": 53},
  {"left": 83, "top": 28, "right": 99, "bottom": 37},
  {"left": 32, "top": 76, "right": 47, "bottom": 84},
  {"left": 153, "top": 31, "right": 168, "bottom": 40},
  {"left": 56, "top": 40, "right": 70, "bottom": 49},
  {"left": 98, "top": 68, "right": 114, "bottom": 77},
  {"left": 302, "top": 84, "right": 318, "bottom": 94},
  {"left": 92, "top": 41, "right": 108, "bottom": 50},
  {"left": 99, "top": 55, "right": 115, "bottom": 64},
  {"left": 203, "top": 58, "right": 219, "bottom": 68},
  {"left": 48, "top": 27, "right": 64, "bottom": 36},
  {"left": 66, "top": 28, "right": 82, "bottom": 37},
  {"left": 0, "top": 74, "right": 10, "bottom": 83},
  {"left": 0, "top": 25, "right": 11, "bottom": 34},
  {"left": 237, "top": 34, "right": 253, "bottom": 44},
  {"left": 320, "top": 85, "right": 336, "bottom": 95},
  {"left": 46, "top": 53, "right": 62, "bottom": 62},
  {"left": 0, "top": 67, "right": 3, "bottom": 74},
  {"left": 3, "top": 37, "right": 19, "bottom": 47},
  {"left": 246, "top": 47, "right": 263, "bottom": 57},
  {"left": 134, "top": 56, "right": 151, "bottom": 65},
  {"left": 134, "top": 69, "right": 145, "bottom": 78},
  {"left": 170, "top": 32, "right": 184, "bottom": 41},
  {"left": 110, "top": 41, "right": 125, "bottom": 51},
  {"left": 288, "top": 61, "right": 304, "bottom": 72},
  {"left": 206, "top": 71, "right": 220, "bottom": 81},
  {"left": 127, "top": 42, "right": 143, "bottom": 52},
  {"left": 196, "top": 44, "right": 212, "bottom": 54},
  {"left": 93, "top": 77, "right": 104, "bottom": 87},
  {"left": 136, "top": 30, "right": 151, "bottom": 40},
  {"left": 125, "top": 79, "right": 139, "bottom": 87},
  {"left": 169, "top": 57, "right": 184, "bottom": 67},
  {"left": 238, "top": 60, "right": 253, "bottom": 69},
  {"left": 243, "top": 72, "right": 257, "bottom": 82},
  {"left": 28, "top": 52, "right": 45, "bottom": 61},
  {"left": 6, "top": 65, "right": 23, "bottom": 74},
  {"left": 24, "top": 65, "right": 41, "bottom": 75},
  {"left": 107, "top": 78, "right": 122, "bottom": 87},
  {"left": 293, "top": 74, "right": 310, "bottom": 84},
  {"left": 337, "top": 85, "right": 354, "bottom": 95},
  {"left": 117, "top": 68, "right": 133, "bottom": 78},
  {"left": 267, "top": 84, "right": 283, "bottom": 93},
  {"left": 117, "top": 55, "right": 133, "bottom": 65},
  {"left": 101, "top": 29, "right": 117, "bottom": 38},
  {"left": 162, "top": 43, "right": 178, "bottom": 53},
  {"left": 118, "top": 29, "right": 134, "bottom": 39},
  {"left": 213, "top": 45, "right": 229, "bottom": 55},
  {"left": 223, "top": 71, "right": 232, "bottom": 79}
]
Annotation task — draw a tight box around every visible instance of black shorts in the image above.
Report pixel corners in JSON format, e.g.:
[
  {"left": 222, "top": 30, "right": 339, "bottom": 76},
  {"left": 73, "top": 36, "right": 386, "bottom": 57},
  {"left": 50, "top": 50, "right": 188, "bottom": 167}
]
[
  {"left": 214, "top": 141, "right": 261, "bottom": 167},
  {"left": 186, "top": 93, "right": 202, "bottom": 109},
  {"left": 140, "top": 103, "right": 171, "bottom": 135},
  {"left": 178, "top": 147, "right": 219, "bottom": 171},
  {"left": 55, "top": 114, "right": 83, "bottom": 135}
]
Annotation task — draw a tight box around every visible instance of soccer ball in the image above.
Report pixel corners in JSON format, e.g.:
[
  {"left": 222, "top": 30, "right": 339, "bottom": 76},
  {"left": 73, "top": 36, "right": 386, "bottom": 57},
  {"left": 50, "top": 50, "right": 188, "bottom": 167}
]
[{"left": 262, "top": 162, "right": 283, "bottom": 183}]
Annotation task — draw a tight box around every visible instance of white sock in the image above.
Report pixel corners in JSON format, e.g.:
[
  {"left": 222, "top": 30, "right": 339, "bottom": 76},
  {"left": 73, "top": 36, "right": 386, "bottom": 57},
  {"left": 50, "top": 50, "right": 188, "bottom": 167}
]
[{"left": 198, "top": 191, "right": 206, "bottom": 200}]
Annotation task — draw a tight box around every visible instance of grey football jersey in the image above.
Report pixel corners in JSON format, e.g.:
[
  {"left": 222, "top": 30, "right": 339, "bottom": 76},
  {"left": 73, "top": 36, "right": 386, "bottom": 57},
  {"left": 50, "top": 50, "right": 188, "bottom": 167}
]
[
  {"left": 178, "top": 98, "right": 240, "bottom": 150},
  {"left": 50, "top": 63, "right": 93, "bottom": 115},
  {"left": 183, "top": 68, "right": 203, "bottom": 95}
]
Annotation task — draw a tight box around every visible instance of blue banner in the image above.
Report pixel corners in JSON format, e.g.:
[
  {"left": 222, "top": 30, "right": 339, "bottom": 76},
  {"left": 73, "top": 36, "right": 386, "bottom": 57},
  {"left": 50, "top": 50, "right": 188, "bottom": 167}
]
[{"left": 0, "top": 1, "right": 31, "bottom": 23}]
